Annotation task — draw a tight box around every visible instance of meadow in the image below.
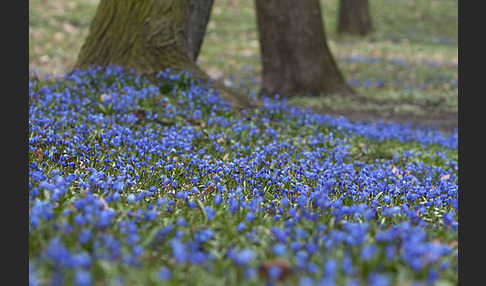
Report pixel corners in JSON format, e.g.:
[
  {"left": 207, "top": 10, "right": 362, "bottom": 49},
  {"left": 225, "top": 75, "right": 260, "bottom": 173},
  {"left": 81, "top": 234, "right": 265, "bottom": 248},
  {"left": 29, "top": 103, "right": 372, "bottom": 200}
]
[{"left": 29, "top": 0, "right": 458, "bottom": 285}]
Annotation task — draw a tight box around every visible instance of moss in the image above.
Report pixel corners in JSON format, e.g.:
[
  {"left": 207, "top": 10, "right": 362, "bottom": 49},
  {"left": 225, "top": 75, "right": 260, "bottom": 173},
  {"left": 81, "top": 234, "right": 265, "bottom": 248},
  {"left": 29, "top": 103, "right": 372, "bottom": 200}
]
[{"left": 76, "top": 0, "right": 194, "bottom": 74}]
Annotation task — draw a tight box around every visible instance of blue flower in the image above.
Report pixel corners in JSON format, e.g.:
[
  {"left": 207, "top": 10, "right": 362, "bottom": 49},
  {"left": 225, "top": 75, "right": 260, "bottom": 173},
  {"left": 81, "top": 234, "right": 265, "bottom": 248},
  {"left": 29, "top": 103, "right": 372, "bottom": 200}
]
[
  {"left": 229, "top": 248, "right": 254, "bottom": 266},
  {"left": 79, "top": 229, "right": 91, "bottom": 244},
  {"left": 342, "top": 256, "right": 354, "bottom": 275},
  {"left": 361, "top": 245, "right": 377, "bottom": 261},
  {"left": 74, "top": 270, "right": 91, "bottom": 286},
  {"left": 195, "top": 229, "right": 214, "bottom": 244},
  {"left": 29, "top": 263, "right": 40, "bottom": 286},
  {"left": 170, "top": 239, "right": 187, "bottom": 263},
  {"left": 299, "top": 276, "right": 314, "bottom": 286},
  {"left": 324, "top": 259, "right": 337, "bottom": 278},
  {"left": 159, "top": 267, "right": 171, "bottom": 281},
  {"left": 368, "top": 273, "right": 390, "bottom": 286},
  {"left": 45, "top": 238, "right": 73, "bottom": 268},
  {"left": 127, "top": 194, "right": 136, "bottom": 203},
  {"left": 204, "top": 206, "right": 216, "bottom": 220},
  {"left": 268, "top": 266, "right": 282, "bottom": 281},
  {"left": 237, "top": 222, "right": 246, "bottom": 232},
  {"left": 73, "top": 252, "right": 92, "bottom": 268},
  {"left": 272, "top": 243, "right": 286, "bottom": 256}
]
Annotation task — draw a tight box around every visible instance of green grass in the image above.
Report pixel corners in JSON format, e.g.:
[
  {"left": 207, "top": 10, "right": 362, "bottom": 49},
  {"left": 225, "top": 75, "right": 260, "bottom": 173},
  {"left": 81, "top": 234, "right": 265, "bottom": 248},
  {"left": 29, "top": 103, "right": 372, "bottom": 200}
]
[{"left": 29, "top": 0, "right": 458, "bottom": 125}]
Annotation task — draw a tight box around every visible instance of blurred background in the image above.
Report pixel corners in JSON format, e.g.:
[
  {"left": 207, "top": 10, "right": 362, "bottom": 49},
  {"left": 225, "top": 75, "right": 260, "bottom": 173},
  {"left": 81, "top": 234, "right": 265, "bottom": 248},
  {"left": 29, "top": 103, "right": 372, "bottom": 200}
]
[{"left": 29, "top": 0, "right": 458, "bottom": 130}]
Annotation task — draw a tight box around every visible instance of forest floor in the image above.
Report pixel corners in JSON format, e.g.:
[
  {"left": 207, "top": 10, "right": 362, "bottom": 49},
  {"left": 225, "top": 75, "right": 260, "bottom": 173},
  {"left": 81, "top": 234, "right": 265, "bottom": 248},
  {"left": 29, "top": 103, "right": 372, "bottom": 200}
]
[{"left": 29, "top": 0, "right": 458, "bottom": 132}]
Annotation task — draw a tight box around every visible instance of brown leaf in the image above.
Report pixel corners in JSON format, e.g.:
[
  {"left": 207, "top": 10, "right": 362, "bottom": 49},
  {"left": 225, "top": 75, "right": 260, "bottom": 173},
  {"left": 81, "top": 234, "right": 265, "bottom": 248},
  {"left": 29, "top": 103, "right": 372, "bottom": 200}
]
[
  {"left": 134, "top": 109, "right": 146, "bottom": 121},
  {"left": 33, "top": 148, "right": 43, "bottom": 160},
  {"left": 440, "top": 174, "right": 451, "bottom": 181},
  {"left": 205, "top": 185, "right": 215, "bottom": 194}
]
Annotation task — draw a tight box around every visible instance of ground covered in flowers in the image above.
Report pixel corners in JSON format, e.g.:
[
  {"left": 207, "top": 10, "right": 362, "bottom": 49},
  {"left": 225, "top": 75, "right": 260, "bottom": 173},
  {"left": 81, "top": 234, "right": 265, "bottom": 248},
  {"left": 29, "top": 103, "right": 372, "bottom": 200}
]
[{"left": 29, "top": 67, "right": 458, "bottom": 286}]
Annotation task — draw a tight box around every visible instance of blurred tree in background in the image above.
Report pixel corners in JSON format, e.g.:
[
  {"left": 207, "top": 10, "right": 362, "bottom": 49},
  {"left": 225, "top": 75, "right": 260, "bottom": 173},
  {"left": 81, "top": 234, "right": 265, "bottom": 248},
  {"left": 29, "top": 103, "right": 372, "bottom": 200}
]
[
  {"left": 255, "top": 0, "right": 353, "bottom": 98},
  {"left": 337, "top": 0, "right": 372, "bottom": 36}
]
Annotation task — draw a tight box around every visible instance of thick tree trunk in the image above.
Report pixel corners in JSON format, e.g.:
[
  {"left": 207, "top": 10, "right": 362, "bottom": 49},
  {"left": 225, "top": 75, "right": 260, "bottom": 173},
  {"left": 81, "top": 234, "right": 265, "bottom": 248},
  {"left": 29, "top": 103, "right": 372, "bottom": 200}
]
[
  {"left": 185, "top": 0, "right": 214, "bottom": 62},
  {"left": 337, "top": 0, "right": 372, "bottom": 36},
  {"left": 75, "top": 0, "right": 201, "bottom": 76},
  {"left": 255, "top": 0, "right": 353, "bottom": 98},
  {"left": 75, "top": 0, "right": 251, "bottom": 108}
]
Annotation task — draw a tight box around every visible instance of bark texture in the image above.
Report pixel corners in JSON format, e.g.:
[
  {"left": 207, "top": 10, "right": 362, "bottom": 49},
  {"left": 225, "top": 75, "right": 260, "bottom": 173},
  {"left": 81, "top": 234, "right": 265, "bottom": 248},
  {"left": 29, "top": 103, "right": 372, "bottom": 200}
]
[
  {"left": 75, "top": 0, "right": 251, "bottom": 108},
  {"left": 337, "top": 0, "right": 372, "bottom": 36},
  {"left": 76, "top": 0, "right": 200, "bottom": 76},
  {"left": 255, "top": 0, "right": 353, "bottom": 98},
  {"left": 185, "top": 0, "right": 214, "bottom": 61}
]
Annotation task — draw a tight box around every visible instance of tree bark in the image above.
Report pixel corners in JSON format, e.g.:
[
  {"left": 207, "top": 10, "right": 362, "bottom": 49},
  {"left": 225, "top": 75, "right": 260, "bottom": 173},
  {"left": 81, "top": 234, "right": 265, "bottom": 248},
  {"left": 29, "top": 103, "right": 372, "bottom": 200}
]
[
  {"left": 185, "top": 0, "right": 214, "bottom": 62},
  {"left": 75, "top": 0, "right": 251, "bottom": 108},
  {"left": 337, "top": 0, "right": 372, "bottom": 36},
  {"left": 75, "top": 0, "right": 201, "bottom": 76},
  {"left": 255, "top": 0, "right": 353, "bottom": 98}
]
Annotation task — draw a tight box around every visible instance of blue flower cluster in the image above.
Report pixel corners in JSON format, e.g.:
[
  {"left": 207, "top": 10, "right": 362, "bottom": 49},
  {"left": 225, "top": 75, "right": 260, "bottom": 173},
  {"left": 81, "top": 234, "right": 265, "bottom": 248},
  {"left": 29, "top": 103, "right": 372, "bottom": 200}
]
[{"left": 29, "top": 66, "right": 457, "bottom": 285}]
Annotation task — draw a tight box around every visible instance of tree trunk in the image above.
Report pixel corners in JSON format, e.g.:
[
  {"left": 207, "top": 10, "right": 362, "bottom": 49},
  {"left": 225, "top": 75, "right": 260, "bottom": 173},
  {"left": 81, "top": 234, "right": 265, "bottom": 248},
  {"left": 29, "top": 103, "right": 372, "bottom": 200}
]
[
  {"left": 76, "top": 0, "right": 199, "bottom": 76},
  {"left": 185, "top": 0, "right": 214, "bottom": 62},
  {"left": 75, "top": 0, "right": 251, "bottom": 108},
  {"left": 337, "top": 0, "right": 372, "bottom": 36},
  {"left": 255, "top": 0, "right": 353, "bottom": 98}
]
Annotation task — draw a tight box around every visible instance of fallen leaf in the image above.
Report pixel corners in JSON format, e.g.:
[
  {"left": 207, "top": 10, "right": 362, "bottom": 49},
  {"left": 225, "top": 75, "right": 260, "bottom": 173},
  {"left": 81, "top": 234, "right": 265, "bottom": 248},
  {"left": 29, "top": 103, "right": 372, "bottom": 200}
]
[
  {"left": 440, "top": 174, "right": 451, "bottom": 181},
  {"left": 134, "top": 109, "right": 146, "bottom": 121},
  {"left": 205, "top": 185, "right": 215, "bottom": 194},
  {"left": 33, "top": 148, "right": 43, "bottom": 160}
]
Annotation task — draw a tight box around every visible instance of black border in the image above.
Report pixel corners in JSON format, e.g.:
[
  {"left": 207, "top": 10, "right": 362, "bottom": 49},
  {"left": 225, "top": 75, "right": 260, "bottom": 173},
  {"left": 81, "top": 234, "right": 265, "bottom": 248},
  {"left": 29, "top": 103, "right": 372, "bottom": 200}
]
[
  {"left": 458, "top": 0, "right": 481, "bottom": 285},
  {"left": 4, "top": 0, "right": 29, "bottom": 284}
]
